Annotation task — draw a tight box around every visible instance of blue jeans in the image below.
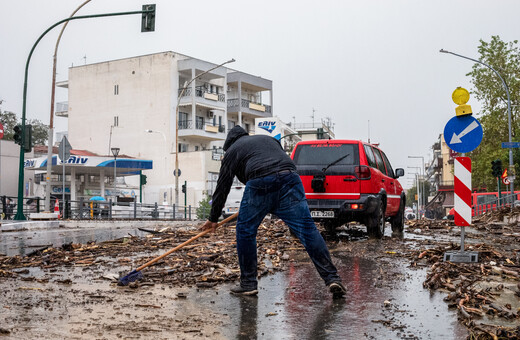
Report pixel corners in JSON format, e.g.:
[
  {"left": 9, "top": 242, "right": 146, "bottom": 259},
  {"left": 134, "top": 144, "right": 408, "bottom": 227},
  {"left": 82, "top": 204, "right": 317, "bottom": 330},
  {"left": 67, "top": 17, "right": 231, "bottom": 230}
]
[{"left": 236, "top": 171, "right": 341, "bottom": 289}]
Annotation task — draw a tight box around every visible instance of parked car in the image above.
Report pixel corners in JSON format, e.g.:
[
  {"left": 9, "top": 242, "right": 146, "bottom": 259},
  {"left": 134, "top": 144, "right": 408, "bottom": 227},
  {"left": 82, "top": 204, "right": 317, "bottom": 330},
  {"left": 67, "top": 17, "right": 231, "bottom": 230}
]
[
  {"left": 291, "top": 140, "right": 405, "bottom": 238},
  {"left": 222, "top": 184, "right": 245, "bottom": 218}
]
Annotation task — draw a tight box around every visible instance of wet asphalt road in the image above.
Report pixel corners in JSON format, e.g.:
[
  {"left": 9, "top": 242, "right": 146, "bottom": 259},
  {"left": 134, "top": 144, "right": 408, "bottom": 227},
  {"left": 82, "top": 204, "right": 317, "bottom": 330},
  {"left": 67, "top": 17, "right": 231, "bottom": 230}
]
[{"left": 1, "top": 223, "right": 469, "bottom": 339}]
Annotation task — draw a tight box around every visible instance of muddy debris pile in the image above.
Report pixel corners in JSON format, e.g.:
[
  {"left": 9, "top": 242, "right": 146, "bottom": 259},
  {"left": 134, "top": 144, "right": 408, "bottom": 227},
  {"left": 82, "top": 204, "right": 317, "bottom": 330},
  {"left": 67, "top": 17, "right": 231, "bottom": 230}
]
[
  {"left": 0, "top": 219, "right": 303, "bottom": 287},
  {"left": 412, "top": 231, "right": 520, "bottom": 339}
]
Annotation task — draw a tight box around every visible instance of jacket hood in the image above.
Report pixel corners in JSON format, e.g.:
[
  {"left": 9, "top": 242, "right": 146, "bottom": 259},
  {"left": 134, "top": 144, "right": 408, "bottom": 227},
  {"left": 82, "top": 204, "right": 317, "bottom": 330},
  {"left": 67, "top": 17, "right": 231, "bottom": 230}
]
[{"left": 223, "top": 126, "right": 248, "bottom": 151}]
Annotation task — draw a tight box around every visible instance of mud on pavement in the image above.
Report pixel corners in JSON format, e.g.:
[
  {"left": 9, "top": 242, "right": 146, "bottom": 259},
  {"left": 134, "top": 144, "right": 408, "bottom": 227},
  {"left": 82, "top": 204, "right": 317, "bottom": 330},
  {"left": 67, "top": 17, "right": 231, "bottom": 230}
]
[{"left": 0, "top": 209, "right": 519, "bottom": 339}]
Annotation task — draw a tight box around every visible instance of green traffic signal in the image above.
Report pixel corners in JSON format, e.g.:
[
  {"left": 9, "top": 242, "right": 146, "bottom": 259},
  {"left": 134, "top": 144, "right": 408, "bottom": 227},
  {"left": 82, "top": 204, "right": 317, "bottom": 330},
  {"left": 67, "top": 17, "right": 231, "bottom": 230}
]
[
  {"left": 13, "top": 125, "right": 22, "bottom": 145},
  {"left": 141, "top": 4, "right": 155, "bottom": 32},
  {"left": 24, "top": 125, "right": 32, "bottom": 153},
  {"left": 491, "top": 159, "right": 502, "bottom": 178}
]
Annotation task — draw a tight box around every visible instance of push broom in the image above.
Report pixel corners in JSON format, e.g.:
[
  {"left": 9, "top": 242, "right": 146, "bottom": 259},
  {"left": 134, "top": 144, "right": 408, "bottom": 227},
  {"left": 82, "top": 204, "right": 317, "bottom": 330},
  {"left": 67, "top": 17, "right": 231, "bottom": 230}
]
[{"left": 118, "top": 212, "right": 239, "bottom": 286}]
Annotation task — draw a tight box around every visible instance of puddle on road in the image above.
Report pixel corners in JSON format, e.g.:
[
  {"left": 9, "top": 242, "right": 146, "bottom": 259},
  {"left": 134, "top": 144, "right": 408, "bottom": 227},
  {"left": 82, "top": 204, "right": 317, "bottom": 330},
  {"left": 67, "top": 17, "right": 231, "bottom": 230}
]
[{"left": 173, "top": 254, "right": 468, "bottom": 339}]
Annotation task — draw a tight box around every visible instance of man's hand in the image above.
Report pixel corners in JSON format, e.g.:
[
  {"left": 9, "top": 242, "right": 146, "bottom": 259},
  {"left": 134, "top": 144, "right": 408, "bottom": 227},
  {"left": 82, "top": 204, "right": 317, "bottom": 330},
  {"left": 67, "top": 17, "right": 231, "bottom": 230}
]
[{"left": 201, "top": 220, "right": 218, "bottom": 233}]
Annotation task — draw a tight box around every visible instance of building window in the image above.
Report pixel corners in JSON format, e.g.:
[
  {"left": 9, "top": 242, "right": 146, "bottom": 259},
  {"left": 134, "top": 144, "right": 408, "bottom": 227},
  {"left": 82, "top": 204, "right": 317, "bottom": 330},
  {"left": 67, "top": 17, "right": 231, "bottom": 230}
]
[
  {"left": 196, "top": 116, "right": 204, "bottom": 129},
  {"left": 179, "top": 112, "right": 188, "bottom": 129},
  {"left": 178, "top": 143, "right": 188, "bottom": 153},
  {"left": 114, "top": 84, "right": 119, "bottom": 95}
]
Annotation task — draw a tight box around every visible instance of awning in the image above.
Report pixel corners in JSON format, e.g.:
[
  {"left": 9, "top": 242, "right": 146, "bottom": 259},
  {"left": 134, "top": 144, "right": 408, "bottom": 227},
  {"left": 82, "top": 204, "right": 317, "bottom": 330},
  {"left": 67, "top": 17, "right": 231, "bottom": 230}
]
[{"left": 24, "top": 155, "right": 153, "bottom": 176}]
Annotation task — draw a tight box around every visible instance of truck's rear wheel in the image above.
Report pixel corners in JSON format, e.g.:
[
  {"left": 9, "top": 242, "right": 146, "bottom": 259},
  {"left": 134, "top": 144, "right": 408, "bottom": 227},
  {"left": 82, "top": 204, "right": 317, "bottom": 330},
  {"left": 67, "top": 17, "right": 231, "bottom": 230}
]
[
  {"left": 366, "top": 200, "right": 385, "bottom": 239},
  {"left": 390, "top": 199, "right": 405, "bottom": 233}
]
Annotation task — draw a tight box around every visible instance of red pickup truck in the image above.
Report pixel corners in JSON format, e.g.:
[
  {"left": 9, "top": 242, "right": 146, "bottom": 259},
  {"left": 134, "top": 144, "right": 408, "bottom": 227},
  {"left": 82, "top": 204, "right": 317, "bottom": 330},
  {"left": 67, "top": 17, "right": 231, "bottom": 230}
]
[{"left": 291, "top": 140, "right": 405, "bottom": 238}]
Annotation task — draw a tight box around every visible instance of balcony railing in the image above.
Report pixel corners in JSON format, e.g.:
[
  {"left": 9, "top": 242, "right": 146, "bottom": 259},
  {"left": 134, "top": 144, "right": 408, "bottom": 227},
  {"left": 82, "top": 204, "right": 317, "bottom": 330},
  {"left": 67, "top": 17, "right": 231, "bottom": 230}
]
[
  {"left": 178, "top": 120, "right": 225, "bottom": 133},
  {"left": 227, "top": 98, "right": 272, "bottom": 114},
  {"left": 178, "top": 87, "right": 225, "bottom": 102}
]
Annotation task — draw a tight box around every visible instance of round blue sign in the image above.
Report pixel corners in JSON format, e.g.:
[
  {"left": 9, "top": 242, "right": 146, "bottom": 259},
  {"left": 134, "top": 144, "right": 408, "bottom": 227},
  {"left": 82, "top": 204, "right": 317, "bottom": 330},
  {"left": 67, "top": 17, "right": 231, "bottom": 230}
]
[{"left": 444, "top": 115, "right": 483, "bottom": 153}]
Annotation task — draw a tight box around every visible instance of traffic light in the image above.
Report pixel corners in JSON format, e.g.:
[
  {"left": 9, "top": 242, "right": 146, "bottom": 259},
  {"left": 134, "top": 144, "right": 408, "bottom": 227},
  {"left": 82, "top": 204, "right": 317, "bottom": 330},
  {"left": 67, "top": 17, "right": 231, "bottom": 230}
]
[
  {"left": 23, "top": 124, "right": 32, "bottom": 153},
  {"left": 491, "top": 159, "right": 503, "bottom": 178},
  {"left": 141, "top": 4, "right": 156, "bottom": 32},
  {"left": 140, "top": 174, "right": 147, "bottom": 185},
  {"left": 181, "top": 184, "right": 186, "bottom": 193},
  {"left": 13, "top": 125, "right": 22, "bottom": 145}
]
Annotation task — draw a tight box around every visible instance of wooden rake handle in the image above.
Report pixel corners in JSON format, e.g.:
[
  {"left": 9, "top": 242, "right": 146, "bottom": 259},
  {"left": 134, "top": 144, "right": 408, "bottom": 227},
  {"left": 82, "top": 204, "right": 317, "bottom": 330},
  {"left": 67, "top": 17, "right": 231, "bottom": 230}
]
[{"left": 136, "top": 212, "right": 239, "bottom": 272}]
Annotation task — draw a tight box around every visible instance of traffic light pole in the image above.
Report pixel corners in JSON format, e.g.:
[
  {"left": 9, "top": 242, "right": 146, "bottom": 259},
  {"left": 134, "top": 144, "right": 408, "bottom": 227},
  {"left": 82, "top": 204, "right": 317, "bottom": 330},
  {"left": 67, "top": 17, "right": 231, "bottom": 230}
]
[{"left": 14, "top": 6, "right": 156, "bottom": 220}]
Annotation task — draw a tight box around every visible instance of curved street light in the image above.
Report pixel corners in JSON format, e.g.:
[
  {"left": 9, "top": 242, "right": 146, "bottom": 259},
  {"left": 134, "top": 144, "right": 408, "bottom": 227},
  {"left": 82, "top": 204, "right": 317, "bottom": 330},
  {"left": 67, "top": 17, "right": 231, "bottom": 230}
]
[
  {"left": 14, "top": 5, "right": 156, "bottom": 220},
  {"left": 439, "top": 49, "right": 514, "bottom": 197}
]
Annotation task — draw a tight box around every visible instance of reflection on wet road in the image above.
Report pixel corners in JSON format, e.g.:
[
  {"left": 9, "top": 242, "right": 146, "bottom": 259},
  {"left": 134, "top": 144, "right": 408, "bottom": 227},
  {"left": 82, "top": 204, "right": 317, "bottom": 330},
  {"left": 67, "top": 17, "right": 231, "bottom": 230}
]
[{"left": 179, "top": 251, "right": 468, "bottom": 339}]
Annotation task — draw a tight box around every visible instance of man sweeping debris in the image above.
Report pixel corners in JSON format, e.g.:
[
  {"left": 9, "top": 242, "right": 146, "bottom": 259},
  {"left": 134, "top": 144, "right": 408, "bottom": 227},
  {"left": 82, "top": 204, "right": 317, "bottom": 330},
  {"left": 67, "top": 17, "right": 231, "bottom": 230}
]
[{"left": 201, "top": 126, "right": 346, "bottom": 298}]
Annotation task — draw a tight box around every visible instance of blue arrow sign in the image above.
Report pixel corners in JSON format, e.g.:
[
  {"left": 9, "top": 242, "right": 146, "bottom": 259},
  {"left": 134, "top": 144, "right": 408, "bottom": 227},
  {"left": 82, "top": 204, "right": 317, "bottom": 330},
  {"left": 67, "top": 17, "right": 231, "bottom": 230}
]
[
  {"left": 501, "top": 142, "right": 520, "bottom": 148},
  {"left": 444, "top": 115, "right": 483, "bottom": 153}
]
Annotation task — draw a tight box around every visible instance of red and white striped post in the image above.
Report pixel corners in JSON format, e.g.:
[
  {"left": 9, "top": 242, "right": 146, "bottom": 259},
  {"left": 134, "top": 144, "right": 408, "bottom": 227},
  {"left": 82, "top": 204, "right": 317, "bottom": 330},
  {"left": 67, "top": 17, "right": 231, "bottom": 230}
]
[{"left": 454, "top": 157, "right": 471, "bottom": 227}]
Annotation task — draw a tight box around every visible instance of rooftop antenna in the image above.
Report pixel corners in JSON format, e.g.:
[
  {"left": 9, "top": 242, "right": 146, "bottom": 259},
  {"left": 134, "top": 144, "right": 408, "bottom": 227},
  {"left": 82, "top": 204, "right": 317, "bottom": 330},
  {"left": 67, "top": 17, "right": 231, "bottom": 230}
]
[
  {"left": 83, "top": 55, "right": 87, "bottom": 65},
  {"left": 311, "top": 108, "right": 316, "bottom": 127},
  {"left": 292, "top": 115, "right": 296, "bottom": 127}
]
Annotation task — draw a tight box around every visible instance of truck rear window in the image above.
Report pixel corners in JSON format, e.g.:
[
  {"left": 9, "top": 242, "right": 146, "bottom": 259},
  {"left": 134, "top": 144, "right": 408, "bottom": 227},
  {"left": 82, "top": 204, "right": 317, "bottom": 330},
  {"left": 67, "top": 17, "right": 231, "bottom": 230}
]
[{"left": 293, "top": 143, "right": 359, "bottom": 166}]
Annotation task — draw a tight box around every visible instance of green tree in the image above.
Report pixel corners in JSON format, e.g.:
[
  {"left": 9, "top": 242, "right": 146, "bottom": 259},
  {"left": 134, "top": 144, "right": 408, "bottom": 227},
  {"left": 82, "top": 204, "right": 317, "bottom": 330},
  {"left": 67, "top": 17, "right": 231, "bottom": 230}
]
[
  {"left": 196, "top": 195, "right": 212, "bottom": 220},
  {"left": 406, "top": 181, "right": 430, "bottom": 208},
  {"left": 467, "top": 36, "right": 520, "bottom": 191},
  {"left": 0, "top": 110, "right": 18, "bottom": 140},
  {"left": 27, "top": 118, "right": 49, "bottom": 146},
  {"left": 0, "top": 109, "right": 49, "bottom": 146}
]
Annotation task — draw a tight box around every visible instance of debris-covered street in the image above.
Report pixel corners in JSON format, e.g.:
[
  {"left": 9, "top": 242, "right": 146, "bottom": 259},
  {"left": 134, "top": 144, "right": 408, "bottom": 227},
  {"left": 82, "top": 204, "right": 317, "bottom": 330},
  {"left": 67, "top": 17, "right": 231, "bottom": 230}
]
[{"left": 1, "top": 209, "right": 519, "bottom": 339}]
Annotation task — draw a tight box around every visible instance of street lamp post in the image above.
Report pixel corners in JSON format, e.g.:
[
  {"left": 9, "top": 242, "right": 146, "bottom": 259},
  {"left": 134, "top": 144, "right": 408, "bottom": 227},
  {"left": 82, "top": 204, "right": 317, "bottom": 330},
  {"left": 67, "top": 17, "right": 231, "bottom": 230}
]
[
  {"left": 145, "top": 129, "right": 168, "bottom": 204},
  {"left": 14, "top": 5, "right": 156, "bottom": 220},
  {"left": 409, "top": 155, "right": 425, "bottom": 211},
  {"left": 440, "top": 49, "right": 514, "bottom": 198},
  {"left": 111, "top": 147, "right": 120, "bottom": 201},
  {"left": 408, "top": 166, "right": 421, "bottom": 218},
  {"left": 174, "top": 58, "right": 235, "bottom": 207},
  {"left": 45, "top": 0, "right": 92, "bottom": 213}
]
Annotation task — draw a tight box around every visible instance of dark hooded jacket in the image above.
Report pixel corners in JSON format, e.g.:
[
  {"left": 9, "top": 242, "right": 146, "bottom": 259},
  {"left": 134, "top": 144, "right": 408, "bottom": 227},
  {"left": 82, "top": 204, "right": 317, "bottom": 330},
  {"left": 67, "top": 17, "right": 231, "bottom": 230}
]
[{"left": 209, "top": 126, "right": 296, "bottom": 222}]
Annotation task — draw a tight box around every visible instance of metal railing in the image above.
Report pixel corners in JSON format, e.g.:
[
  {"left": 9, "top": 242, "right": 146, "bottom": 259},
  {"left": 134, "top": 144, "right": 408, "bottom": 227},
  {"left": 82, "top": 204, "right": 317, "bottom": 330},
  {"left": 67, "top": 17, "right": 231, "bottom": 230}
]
[
  {"left": 178, "top": 87, "right": 225, "bottom": 102},
  {"left": 178, "top": 119, "right": 224, "bottom": 132},
  {"left": 472, "top": 192, "right": 518, "bottom": 217},
  {"left": 0, "top": 195, "right": 211, "bottom": 221},
  {"left": 227, "top": 98, "right": 272, "bottom": 113}
]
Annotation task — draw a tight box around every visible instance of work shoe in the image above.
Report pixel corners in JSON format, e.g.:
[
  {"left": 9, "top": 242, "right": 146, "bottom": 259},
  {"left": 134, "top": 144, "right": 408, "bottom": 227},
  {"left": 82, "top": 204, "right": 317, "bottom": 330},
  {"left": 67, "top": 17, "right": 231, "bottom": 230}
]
[
  {"left": 328, "top": 282, "right": 346, "bottom": 299},
  {"left": 230, "top": 285, "right": 258, "bottom": 296}
]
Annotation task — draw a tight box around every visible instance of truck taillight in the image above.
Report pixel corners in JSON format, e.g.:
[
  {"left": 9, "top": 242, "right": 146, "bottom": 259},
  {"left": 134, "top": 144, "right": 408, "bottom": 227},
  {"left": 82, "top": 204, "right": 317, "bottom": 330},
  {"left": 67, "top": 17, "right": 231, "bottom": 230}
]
[{"left": 355, "top": 165, "right": 371, "bottom": 179}]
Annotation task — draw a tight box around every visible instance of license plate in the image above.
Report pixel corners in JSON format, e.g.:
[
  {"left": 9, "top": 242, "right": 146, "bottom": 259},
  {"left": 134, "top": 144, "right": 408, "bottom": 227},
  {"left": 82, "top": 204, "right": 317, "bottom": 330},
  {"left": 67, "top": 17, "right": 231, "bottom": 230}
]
[
  {"left": 226, "top": 207, "right": 239, "bottom": 213},
  {"left": 311, "top": 210, "right": 334, "bottom": 218}
]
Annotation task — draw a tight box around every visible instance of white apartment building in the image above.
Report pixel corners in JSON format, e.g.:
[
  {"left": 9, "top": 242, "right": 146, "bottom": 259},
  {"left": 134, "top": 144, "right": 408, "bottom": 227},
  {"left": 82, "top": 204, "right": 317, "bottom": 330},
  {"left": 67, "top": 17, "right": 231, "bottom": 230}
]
[{"left": 58, "top": 51, "right": 273, "bottom": 208}]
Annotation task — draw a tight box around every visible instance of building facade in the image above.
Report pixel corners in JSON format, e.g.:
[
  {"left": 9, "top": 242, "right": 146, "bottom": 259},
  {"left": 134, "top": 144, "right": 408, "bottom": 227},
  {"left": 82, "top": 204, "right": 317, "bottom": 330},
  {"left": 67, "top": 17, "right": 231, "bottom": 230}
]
[{"left": 59, "top": 51, "right": 273, "bottom": 207}]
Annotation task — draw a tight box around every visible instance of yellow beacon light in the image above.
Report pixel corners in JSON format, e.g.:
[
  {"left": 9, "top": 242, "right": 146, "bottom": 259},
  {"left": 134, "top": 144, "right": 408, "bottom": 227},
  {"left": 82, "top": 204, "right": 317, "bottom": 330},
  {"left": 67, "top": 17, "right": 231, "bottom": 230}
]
[{"left": 452, "top": 87, "right": 472, "bottom": 116}]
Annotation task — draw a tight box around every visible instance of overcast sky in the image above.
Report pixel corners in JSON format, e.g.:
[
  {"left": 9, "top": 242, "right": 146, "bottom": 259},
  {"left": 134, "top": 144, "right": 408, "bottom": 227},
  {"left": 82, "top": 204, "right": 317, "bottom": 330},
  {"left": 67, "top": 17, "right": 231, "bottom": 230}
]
[{"left": 1, "top": 0, "right": 519, "bottom": 189}]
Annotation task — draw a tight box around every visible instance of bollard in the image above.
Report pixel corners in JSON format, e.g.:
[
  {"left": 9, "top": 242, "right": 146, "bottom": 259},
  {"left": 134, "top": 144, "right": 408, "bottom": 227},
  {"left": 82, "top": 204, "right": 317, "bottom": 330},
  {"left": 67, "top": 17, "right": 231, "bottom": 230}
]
[
  {"left": 173, "top": 204, "right": 176, "bottom": 220},
  {"left": 134, "top": 201, "right": 137, "bottom": 219},
  {"left": 36, "top": 197, "right": 40, "bottom": 213},
  {"left": 189, "top": 205, "right": 192, "bottom": 220},
  {"left": 109, "top": 199, "right": 113, "bottom": 219},
  {"left": 64, "top": 199, "right": 69, "bottom": 219},
  {"left": 154, "top": 202, "right": 158, "bottom": 219}
]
